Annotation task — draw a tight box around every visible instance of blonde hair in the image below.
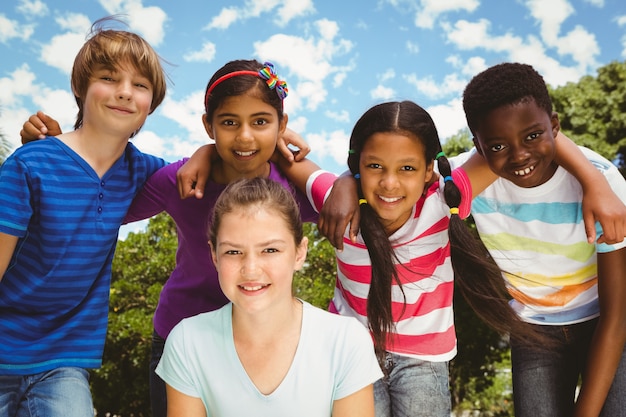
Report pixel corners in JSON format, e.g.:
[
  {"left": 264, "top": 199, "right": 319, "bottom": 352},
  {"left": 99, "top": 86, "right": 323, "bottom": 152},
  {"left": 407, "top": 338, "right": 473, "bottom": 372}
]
[{"left": 71, "top": 16, "right": 168, "bottom": 134}]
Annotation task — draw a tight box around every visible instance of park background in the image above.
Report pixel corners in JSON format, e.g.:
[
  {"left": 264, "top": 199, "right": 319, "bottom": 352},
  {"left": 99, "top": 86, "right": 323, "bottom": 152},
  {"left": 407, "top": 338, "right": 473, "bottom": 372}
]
[{"left": 1, "top": 0, "right": 626, "bottom": 415}]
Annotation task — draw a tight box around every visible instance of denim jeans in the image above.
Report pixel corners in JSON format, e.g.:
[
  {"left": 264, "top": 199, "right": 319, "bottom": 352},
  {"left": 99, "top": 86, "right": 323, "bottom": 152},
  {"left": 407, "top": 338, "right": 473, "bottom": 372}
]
[
  {"left": 374, "top": 352, "right": 450, "bottom": 417},
  {"left": 0, "top": 367, "right": 93, "bottom": 417},
  {"left": 149, "top": 330, "right": 168, "bottom": 417},
  {"left": 511, "top": 318, "right": 626, "bottom": 417}
]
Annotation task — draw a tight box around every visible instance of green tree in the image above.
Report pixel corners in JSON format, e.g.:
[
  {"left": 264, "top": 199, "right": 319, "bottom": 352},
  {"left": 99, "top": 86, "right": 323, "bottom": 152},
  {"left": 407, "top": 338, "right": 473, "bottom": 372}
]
[
  {"left": 92, "top": 213, "right": 177, "bottom": 416},
  {"left": 549, "top": 60, "right": 626, "bottom": 166},
  {"left": 293, "top": 222, "right": 336, "bottom": 308}
]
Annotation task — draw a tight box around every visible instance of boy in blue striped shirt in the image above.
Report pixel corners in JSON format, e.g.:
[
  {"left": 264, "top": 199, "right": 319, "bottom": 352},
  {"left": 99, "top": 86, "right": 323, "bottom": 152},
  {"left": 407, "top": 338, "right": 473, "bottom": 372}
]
[{"left": 0, "top": 18, "right": 168, "bottom": 417}]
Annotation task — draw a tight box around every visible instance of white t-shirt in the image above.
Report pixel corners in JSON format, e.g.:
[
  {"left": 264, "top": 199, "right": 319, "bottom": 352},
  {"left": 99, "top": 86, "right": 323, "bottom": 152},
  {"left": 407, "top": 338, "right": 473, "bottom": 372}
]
[
  {"left": 451, "top": 146, "right": 626, "bottom": 325},
  {"left": 156, "top": 300, "right": 383, "bottom": 416}
]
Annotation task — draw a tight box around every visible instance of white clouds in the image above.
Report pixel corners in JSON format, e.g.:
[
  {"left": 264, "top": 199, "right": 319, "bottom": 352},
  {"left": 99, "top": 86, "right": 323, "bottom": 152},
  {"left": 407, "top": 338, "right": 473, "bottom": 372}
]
[
  {"left": 306, "top": 129, "right": 350, "bottom": 168},
  {"left": 0, "top": 14, "right": 34, "bottom": 43},
  {"left": 426, "top": 97, "right": 467, "bottom": 140},
  {"left": 16, "top": 0, "right": 48, "bottom": 17},
  {"left": 583, "top": 0, "right": 604, "bottom": 6},
  {"left": 414, "top": 0, "right": 479, "bottom": 29},
  {"left": 183, "top": 41, "right": 217, "bottom": 63},
  {"left": 404, "top": 72, "right": 466, "bottom": 100},
  {"left": 97, "top": 0, "right": 167, "bottom": 45},
  {"left": 205, "top": 7, "right": 238, "bottom": 30},
  {"left": 406, "top": 40, "right": 420, "bottom": 54},
  {"left": 158, "top": 91, "right": 207, "bottom": 149},
  {"left": 205, "top": 0, "right": 314, "bottom": 30},
  {"left": 0, "top": 64, "right": 75, "bottom": 149},
  {"left": 40, "top": 15, "right": 88, "bottom": 74},
  {"left": 325, "top": 109, "right": 350, "bottom": 123},
  {"left": 524, "top": 0, "right": 599, "bottom": 69},
  {"left": 370, "top": 84, "right": 396, "bottom": 100},
  {"left": 444, "top": 15, "right": 595, "bottom": 86},
  {"left": 525, "top": 0, "right": 574, "bottom": 45},
  {"left": 253, "top": 19, "right": 354, "bottom": 112}
]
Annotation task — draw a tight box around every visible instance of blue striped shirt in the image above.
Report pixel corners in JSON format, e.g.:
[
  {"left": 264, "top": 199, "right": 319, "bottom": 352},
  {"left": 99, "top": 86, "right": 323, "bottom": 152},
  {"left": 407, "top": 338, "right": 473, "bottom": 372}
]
[{"left": 0, "top": 137, "right": 166, "bottom": 375}]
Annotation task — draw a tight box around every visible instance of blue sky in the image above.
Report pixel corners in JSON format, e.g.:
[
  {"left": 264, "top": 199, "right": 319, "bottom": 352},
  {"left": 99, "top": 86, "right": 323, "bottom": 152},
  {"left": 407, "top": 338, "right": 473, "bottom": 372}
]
[{"left": 1, "top": 0, "right": 625, "bottom": 175}]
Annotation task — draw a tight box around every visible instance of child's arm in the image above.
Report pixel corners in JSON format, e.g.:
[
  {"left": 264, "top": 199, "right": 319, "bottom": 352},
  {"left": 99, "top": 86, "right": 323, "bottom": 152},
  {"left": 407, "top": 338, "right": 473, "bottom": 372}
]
[
  {"left": 165, "top": 385, "right": 207, "bottom": 417},
  {"left": 464, "top": 132, "right": 626, "bottom": 244},
  {"left": 332, "top": 385, "right": 375, "bottom": 417},
  {"left": 276, "top": 150, "right": 358, "bottom": 251},
  {"left": 0, "top": 233, "right": 18, "bottom": 280},
  {"left": 553, "top": 132, "right": 626, "bottom": 244},
  {"left": 176, "top": 128, "right": 311, "bottom": 199},
  {"left": 318, "top": 172, "right": 360, "bottom": 250},
  {"left": 574, "top": 248, "right": 626, "bottom": 417}
]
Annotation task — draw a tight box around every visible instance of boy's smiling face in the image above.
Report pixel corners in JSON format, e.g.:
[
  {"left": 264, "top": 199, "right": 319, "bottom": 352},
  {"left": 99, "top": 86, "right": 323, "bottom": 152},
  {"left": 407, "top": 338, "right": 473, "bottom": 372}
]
[{"left": 473, "top": 98, "right": 560, "bottom": 188}]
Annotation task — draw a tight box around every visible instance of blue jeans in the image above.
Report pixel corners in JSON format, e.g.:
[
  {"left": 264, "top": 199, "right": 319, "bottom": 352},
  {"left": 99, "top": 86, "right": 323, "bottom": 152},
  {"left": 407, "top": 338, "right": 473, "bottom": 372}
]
[
  {"left": 149, "top": 330, "right": 167, "bottom": 417},
  {"left": 374, "top": 352, "right": 450, "bottom": 417},
  {"left": 511, "top": 318, "right": 626, "bottom": 417},
  {"left": 0, "top": 367, "right": 93, "bottom": 417}
]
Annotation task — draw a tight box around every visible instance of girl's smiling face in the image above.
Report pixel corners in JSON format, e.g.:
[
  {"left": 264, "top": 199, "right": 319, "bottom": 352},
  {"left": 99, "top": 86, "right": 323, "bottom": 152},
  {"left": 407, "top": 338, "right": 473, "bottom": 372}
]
[
  {"left": 210, "top": 205, "right": 307, "bottom": 315},
  {"left": 359, "top": 131, "right": 434, "bottom": 236},
  {"left": 204, "top": 91, "right": 287, "bottom": 183}
]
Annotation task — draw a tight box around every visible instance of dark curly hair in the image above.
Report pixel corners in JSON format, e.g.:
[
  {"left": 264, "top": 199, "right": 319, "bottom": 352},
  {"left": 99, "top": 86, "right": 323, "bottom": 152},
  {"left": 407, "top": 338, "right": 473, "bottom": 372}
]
[{"left": 463, "top": 62, "right": 553, "bottom": 135}]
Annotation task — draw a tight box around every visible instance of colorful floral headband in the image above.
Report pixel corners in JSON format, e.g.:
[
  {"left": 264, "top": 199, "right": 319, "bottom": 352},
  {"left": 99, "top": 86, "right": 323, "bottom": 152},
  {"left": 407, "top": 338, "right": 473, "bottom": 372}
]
[{"left": 204, "top": 61, "right": 288, "bottom": 110}]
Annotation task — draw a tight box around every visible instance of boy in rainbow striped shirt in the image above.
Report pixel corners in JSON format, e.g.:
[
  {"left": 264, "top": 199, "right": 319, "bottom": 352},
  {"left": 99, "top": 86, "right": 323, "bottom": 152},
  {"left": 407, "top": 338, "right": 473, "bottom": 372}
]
[{"left": 459, "top": 62, "right": 626, "bottom": 417}]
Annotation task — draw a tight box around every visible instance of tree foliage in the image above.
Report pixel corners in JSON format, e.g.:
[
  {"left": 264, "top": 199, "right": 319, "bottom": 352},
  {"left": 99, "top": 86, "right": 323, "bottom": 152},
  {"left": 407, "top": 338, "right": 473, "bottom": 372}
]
[
  {"left": 549, "top": 60, "right": 626, "bottom": 165},
  {"left": 92, "top": 213, "right": 178, "bottom": 416}
]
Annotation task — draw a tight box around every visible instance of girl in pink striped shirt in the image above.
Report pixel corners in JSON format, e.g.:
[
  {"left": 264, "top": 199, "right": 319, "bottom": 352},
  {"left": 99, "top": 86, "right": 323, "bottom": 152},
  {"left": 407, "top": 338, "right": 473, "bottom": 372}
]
[{"left": 285, "top": 100, "right": 539, "bottom": 417}]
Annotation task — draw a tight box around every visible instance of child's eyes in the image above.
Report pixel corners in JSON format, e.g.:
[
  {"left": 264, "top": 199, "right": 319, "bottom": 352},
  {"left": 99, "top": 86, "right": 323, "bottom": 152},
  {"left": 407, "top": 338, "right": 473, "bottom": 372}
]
[
  {"left": 489, "top": 144, "right": 506, "bottom": 152},
  {"left": 253, "top": 119, "right": 268, "bottom": 126},
  {"left": 366, "top": 163, "right": 382, "bottom": 169},
  {"left": 263, "top": 248, "right": 279, "bottom": 254},
  {"left": 527, "top": 132, "right": 541, "bottom": 140},
  {"left": 400, "top": 165, "right": 415, "bottom": 171},
  {"left": 224, "top": 249, "right": 241, "bottom": 255}
]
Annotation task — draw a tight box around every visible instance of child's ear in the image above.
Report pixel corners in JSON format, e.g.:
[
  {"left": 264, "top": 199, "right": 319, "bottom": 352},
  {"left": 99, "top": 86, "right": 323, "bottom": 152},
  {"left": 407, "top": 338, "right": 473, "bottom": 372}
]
[
  {"left": 279, "top": 113, "right": 288, "bottom": 135},
  {"left": 551, "top": 112, "right": 560, "bottom": 137},
  {"left": 202, "top": 114, "right": 215, "bottom": 140},
  {"left": 294, "top": 236, "right": 308, "bottom": 271},
  {"left": 425, "top": 160, "right": 435, "bottom": 183},
  {"left": 209, "top": 241, "right": 218, "bottom": 265},
  {"left": 472, "top": 137, "right": 485, "bottom": 156}
]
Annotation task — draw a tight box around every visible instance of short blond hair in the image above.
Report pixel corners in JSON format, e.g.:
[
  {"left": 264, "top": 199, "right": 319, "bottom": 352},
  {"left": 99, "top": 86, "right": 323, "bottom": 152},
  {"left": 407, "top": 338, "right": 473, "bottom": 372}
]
[{"left": 71, "top": 16, "right": 168, "bottom": 134}]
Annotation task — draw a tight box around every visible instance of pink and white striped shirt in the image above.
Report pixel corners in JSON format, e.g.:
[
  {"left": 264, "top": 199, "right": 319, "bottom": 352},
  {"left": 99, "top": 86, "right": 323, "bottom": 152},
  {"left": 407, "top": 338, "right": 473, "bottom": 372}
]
[{"left": 306, "top": 168, "right": 472, "bottom": 361}]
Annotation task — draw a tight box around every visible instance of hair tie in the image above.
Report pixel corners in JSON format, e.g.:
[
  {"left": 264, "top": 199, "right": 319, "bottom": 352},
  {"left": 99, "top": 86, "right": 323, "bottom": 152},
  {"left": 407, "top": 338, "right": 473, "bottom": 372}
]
[
  {"left": 444, "top": 175, "right": 453, "bottom": 183},
  {"left": 436, "top": 151, "right": 446, "bottom": 159},
  {"left": 450, "top": 207, "right": 459, "bottom": 215},
  {"left": 348, "top": 149, "right": 355, "bottom": 154},
  {"left": 258, "top": 62, "right": 288, "bottom": 100},
  {"left": 359, "top": 199, "right": 368, "bottom": 205},
  {"left": 354, "top": 173, "right": 360, "bottom": 179}
]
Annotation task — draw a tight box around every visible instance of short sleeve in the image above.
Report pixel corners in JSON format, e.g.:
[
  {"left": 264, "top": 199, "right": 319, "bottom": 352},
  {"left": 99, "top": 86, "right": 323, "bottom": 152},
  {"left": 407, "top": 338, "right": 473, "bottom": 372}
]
[
  {"left": 155, "top": 321, "right": 202, "bottom": 399},
  {"left": 334, "top": 318, "right": 383, "bottom": 400}
]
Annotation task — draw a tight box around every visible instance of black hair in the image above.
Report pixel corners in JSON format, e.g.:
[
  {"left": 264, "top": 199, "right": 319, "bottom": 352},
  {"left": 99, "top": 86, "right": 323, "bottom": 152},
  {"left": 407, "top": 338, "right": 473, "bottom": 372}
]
[
  {"left": 463, "top": 62, "right": 553, "bottom": 135},
  {"left": 204, "top": 59, "right": 285, "bottom": 122}
]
